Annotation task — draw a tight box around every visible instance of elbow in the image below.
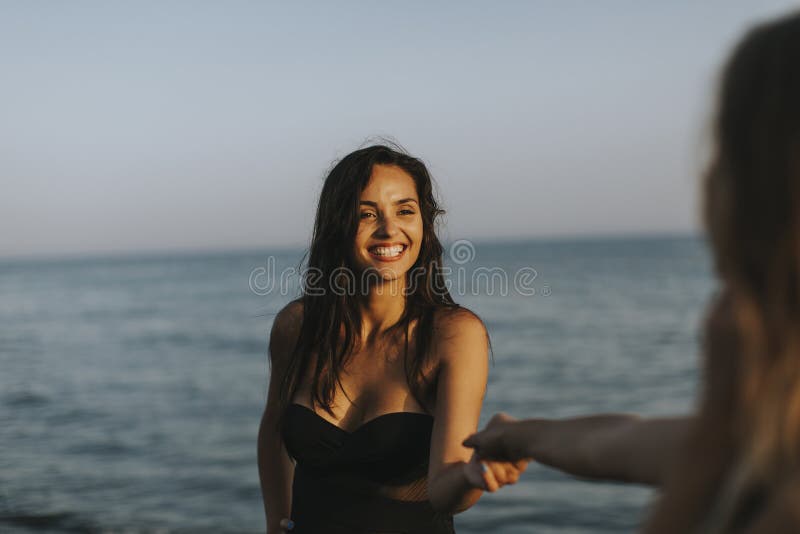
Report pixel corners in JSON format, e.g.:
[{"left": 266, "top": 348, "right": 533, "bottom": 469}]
[
  {"left": 428, "top": 490, "right": 479, "bottom": 515},
  {"left": 428, "top": 495, "right": 448, "bottom": 514},
  {"left": 426, "top": 478, "right": 451, "bottom": 514},
  {"left": 452, "top": 493, "right": 482, "bottom": 514}
]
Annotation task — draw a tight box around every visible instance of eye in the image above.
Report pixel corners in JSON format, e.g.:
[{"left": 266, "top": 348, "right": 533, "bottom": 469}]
[
  {"left": 398, "top": 208, "right": 416, "bottom": 216},
  {"left": 360, "top": 211, "right": 377, "bottom": 220}
]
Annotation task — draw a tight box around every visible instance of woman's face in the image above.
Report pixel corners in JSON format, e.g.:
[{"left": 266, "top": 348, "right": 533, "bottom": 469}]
[{"left": 353, "top": 164, "right": 423, "bottom": 282}]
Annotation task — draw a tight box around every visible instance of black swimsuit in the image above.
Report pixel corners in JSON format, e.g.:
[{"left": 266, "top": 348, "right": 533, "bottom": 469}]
[{"left": 281, "top": 403, "right": 456, "bottom": 534}]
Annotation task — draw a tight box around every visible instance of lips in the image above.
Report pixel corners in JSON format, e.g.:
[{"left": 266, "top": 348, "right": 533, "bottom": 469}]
[{"left": 367, "top": 243, "right": 408, "bottom": 262}]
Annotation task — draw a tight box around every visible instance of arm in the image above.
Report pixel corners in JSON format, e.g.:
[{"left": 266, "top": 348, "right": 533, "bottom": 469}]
[
  {"left": 426, "top": 309, "right": 488, "bottom": 514},
  {"left": 427, "top": 309, "right": 527, "bottom": 514},
  {"left": 465, "top": 412, "right": 691, "bottom": 486},
  {"left": 507, "top": 414, "right": 691, "bottom": 486},
  {"left": 258, "top": 303, "right": 301, "bottom": 534}
]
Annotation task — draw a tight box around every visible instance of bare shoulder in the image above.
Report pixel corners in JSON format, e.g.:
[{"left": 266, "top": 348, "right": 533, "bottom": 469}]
[
  {"left": 433, "top": 305, "right": 488, "bottom": 336},
  {"left": 431, "top": 306, "right": 489, "bottom": 365},
  {"left": 269, "top": 300, "right": 303, "bottom": 368},
  {"left": 273, "top": 299, "right": 303, "bottom": 330}
]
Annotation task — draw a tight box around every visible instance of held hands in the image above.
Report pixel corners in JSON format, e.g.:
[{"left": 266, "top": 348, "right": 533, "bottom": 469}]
[
  {"left": 462, "top": 412, "right": 533, "bottom": 464},
  {"left": 462, "top": 413, "right": 530, "bottom": 491}
]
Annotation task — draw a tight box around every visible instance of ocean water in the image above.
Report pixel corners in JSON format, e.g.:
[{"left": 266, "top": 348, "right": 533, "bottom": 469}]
[{"left": 0, "top": 236, "right": 714, "bottom": 533}]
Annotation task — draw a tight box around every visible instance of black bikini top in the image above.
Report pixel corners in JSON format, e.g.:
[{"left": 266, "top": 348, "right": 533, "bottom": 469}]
[{"left": 282, "top": 403, "right": 434, "bottom": 494}]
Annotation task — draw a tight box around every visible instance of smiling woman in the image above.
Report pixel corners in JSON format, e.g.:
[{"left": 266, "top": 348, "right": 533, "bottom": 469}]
[
  {"left": 256, "top": 144, "right": 527, "bottom": 533},
  {"left": 354, "top": 164, "right": 423, "bottom": 279}
]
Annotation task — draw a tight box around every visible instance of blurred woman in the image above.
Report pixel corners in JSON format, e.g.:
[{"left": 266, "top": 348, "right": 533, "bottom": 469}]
[
  {"left": 258, "top": 144, "right": 527, "bottom": 534},
  {"left": 464, "top": 10, "right": 800, "bottom": 533}
]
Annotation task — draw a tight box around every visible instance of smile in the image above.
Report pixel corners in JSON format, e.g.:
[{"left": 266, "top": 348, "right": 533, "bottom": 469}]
[{"left": 367, "top": 243, "right": 408, "bottom": 261}]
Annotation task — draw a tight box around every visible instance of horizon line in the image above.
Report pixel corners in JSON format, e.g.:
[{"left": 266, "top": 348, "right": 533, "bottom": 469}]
[{"left": 0, "top": 230, "right": 703, "bottom": 264}]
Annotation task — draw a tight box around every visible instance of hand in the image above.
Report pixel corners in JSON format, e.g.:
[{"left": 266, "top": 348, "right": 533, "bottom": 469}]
[
  {"left": 462, "top": 413, "right": 529, "bottom": 492},
  {"left": 462, "top": 449, "right": 528, "bottom": 492},
  {"left": 462, "top": 412, "right": 532, "bottom": 463},
  {"left": 279, "top": 518, "right": 294, "bottom": 532}
]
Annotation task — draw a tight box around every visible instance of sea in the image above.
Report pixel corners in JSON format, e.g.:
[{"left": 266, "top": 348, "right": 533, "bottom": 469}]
[{"left": 0, "top": 235, "right": 715, "bottom": 534}]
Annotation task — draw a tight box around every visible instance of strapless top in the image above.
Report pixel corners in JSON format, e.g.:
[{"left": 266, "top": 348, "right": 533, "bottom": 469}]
[{"left": 281, "top": 403, "right": 456, "bottom": 534}]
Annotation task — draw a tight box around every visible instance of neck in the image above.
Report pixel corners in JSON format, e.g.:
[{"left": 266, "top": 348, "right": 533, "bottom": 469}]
[{"left": 359, "top": 277, "right": 407, "bottom": 342}]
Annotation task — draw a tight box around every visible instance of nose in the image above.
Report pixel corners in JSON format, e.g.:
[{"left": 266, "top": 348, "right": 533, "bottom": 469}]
[{"left": 375, "top": 214, "right": 399, "bottom": 238}]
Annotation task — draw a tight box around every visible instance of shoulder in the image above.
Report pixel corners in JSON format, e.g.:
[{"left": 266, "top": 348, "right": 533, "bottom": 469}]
[
  {"left": 269, "top": 300, "right": 303, "bottom": 367},
  {"left": 432, "top": 305, "right": 488, "bottom": 337},
  {"left": 431, "top": 306, "right": 489, "bottom": 366},
  {"left": 273, "top": 299, "right": 303, "bottom": 329}
]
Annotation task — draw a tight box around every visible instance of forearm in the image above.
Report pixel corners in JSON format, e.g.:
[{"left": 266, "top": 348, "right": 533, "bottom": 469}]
[
  {"left": 518, "top": 415, "right": 691, "bottom": 486},
  {"left": 519, "top": 415, "right": 640, "bottom": 481},
  {"left": 258, "top": 413, "right": 294, "bottom": 532},
  {"left": 427, "top": 461, "right": 483, "bottom": 515}
]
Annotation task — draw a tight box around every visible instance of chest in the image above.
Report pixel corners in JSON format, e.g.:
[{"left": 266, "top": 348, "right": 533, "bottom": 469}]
[{"left": 291, "top": 343, "right": 438, "bottom": 431}]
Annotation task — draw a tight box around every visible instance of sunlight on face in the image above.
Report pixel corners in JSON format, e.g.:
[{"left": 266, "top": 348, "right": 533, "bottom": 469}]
[{"left": 353, "top": 164, "right": 423, "bottom": 283}]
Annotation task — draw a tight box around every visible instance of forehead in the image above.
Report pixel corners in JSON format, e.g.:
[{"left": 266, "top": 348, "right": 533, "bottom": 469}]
[{"left": 360, "top": 164, "right": 418, "bottom": 201}]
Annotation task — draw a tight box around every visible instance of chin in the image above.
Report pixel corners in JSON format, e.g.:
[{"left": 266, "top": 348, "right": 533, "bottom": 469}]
[
  {"left": 355, "top": 260, "right": 410, "bottom": 288},
  {"left": 365, "top": 264, "right": 406, "bottom": 281}
]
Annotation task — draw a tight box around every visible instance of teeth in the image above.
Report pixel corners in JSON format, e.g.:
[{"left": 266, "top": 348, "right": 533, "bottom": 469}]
[{"left": 371, "top": 245, "right": 404, "bottom": 257}]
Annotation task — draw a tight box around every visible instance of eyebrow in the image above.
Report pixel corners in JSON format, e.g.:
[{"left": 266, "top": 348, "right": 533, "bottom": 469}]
[{"left": 359, "top": 198, "right": 419, "bottom": 207}]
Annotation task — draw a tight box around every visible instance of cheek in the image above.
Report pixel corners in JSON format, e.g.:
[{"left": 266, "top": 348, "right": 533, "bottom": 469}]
[
  {"left": 354, "top": 227, "right": 371, "bottom": 249},
  {"left": 412, "top": 220, "right": 424, "bottom": 244},
  {"left": 409, "top": 221, "right": 424, "bottom": 254}
]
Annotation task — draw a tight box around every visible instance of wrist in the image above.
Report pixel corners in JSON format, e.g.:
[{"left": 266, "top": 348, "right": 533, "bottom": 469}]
[
  {"left": 460, "top": 458, "right": 481, "bottom": 490},
  {"left": 458, "top": 460, "right": 485, "bottom": 510},
  {"left": 515, "top": 418, "right": 546, "bottom": 459}
]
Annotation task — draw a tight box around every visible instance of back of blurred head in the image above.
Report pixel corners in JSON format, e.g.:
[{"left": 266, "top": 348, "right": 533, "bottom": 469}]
[
  {"left": 647, "top": 10, "right": 800, "bottom": 534},
  {"left": 706, "top": 9, "right": 800, "bottom": 479}
]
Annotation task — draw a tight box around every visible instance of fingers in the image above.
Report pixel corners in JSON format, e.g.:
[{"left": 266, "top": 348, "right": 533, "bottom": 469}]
[
  {"left": 462, "top": 433, "right": 478, "bottom": 448},
  {"left": 464, "top": 417, "right": 533, "bottom": 471},
  {"left": 489, "top": 412, "right": 515, "bottom": 425},
  {"left": 482, "top": 460, "right": 525, "bottom": 491},
  {"left": 462, "top": 432, "right": 484, "bottom": 454},
  {"left": 464, "top": 414, "right": 518, "bottom": 461},
  {"left": 464, "top": 454, "right": 491, "bottom": 490},
  {"left": 480, "top": 461, "right": 500, "bottom": 492},
  {"left": 484, "top": 458, "right": 529, "bottom": 491},
  {"left": 464, "top": 436, "right": 506, "bottom": 462},
  {"left": 513, "top": 458, "right": 529, "bottom": 471},
  {"left": 500, "top": 467, "right": 519, "bottom": 485},
  {"left": 464, "top": 412, "right": 514, "bottom": 448},
  {"left": 498, "top": 461, "right": 522, "bottom": 485},
  {"left": 465, "top": 452, "right": 526, "bottom": 492},
  {"left": 279, "top": 518, "right": 294, "bottom": 532},
  {"left": 463, "top": 431, "right": 495, "bottom": 461}
]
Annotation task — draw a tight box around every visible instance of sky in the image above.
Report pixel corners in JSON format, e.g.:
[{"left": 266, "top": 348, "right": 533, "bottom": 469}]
[{"left": 2, "top": 1, "right": 799, "bottom": 258}]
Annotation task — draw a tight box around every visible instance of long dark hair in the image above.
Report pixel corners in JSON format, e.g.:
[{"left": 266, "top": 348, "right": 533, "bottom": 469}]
[
  {"left": 278, "top": 143, "right": 458, "bottom": 421},
  {"left": 706, "top": 9, "right": 800, "bottom": 479},
  {"left": 645, "top": 10, "right": 800, "bottom": 533}
]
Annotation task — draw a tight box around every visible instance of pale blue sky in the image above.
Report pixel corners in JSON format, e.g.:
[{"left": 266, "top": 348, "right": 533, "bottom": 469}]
[{"left": 2, "top": 1, "right": 798, "bottom": 258}]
